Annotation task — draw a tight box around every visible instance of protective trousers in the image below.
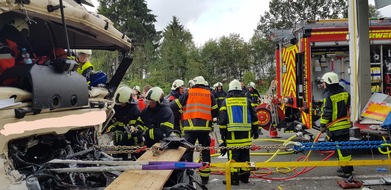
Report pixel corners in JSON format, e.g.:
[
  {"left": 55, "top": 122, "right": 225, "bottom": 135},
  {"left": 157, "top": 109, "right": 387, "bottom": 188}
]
[
  {"left": 228, "top": 148, "right": 251, "bottom": 183},
  {"left": 184, "top": 131, "right": 211, "bottom": 180},
  {"left": 327, "top": 129, "right": 354, "bottom": 174}
]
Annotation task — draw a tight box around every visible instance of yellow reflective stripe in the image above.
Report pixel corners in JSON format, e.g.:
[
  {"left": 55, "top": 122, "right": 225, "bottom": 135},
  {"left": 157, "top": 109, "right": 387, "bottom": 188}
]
[
  {"left": 320, "top": 118, "right": 329, "bottom": 124},
  {"left": 330, "top": 92, "right": 349, "bottom": 121},
  {"left": 217, "top": 97, "right": 225, "bottom": 100},
  {"left": 251, "top": 121, "right": 258, "bottom": 125},
  {"left": 328, "top": 120, "right": 350, "bottom": 131},
  {"left": 337, "top": 147, "right": 352, "bottom": 161},
  {"left": 128, "top": 120, "right": 137, "bottom": 125},
  {"left": 183, "top": 126, "right": 210, "bottom": 131},
  {"left": 219, "top": 125, "right": 227, "bottom": 129},
  {"left": 114, "top": 121, "right": 126, "bottom": 127},
  {"left": 212, "top": 104, "right": 218, "bottom": 109},
  {"left": 175, "top": 99, "right": 182, "bottom": 109},
  {"left": 137, "top": 117, "right": 143, "bottom": 123},
  {"left": 106, "top": 125, "right": 116, "bottom": 132},
  {"left": 162, "top": 122, "right": 174, "bottom": 129},
  {"left": 149, "top": 129, "right": 154, "bottom": 140},
  {"left": 139, "top": 125, "right": 148, "bottom": 131},
  {"left": 251, "top": 103, "right": 258, "bottom": 107},
  {"left": 227, "top": 124, "right": 251, "bottom": 131},
  {"left": 220, "top": 106, "right": 227, "bottom": 111}
]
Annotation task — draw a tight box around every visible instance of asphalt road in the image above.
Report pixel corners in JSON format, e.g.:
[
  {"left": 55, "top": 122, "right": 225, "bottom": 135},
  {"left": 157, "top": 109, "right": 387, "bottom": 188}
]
[{"left": 192, "top": 128, "right": 391, "bottom": 190}]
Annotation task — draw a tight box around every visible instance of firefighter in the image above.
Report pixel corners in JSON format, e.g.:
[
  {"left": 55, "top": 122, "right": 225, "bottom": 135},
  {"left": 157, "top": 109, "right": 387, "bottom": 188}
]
[
  {"left": 246, "top": 82, "right": 261, "bottom": 107},
  {"left": 171, "top": 76, "right": 219, "bottom": 185},
  {"left": 188, "top": 79, "right": 195, "bottom": 88},
  {"left": 213, "top": 82, "right": 227, "bottom": 109},
  {"left": 75, "top": 49, "right": 94, "bottom": 84},
  {"left": 106, "top": 86, "right": 143, "bottom": 160},
  {"left": 140, "top": 86, "right": 175, "bottom": 147},
  {"left": 320, "top": 72, "right": 353, "bottom": 178},
  {"left": 241, "top": 81, "right": 247, "bottom": 93},
  {"left": 167, "top": 79, "right": 185, "bottom": 133},
  {"left": 167, "top": 79, "right": 185, "bottom": 102},
  {"left": 133, "top": 85, "right": 146, "bottom": 111},
  {"left": 218, "top": 79, "right": 259, "bottom": 185}
]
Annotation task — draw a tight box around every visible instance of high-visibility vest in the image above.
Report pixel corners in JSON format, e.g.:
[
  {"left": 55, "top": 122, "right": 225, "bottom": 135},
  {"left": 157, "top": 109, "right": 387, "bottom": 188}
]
[
  {"left": 226, "top": 97, "right": 252, "bottom": 132},
  {"left": 76, "top": 61, "right": 93, "bottom": 76},
  {"left": 182, "top": 88, "right": 212, "bottom": 121}
]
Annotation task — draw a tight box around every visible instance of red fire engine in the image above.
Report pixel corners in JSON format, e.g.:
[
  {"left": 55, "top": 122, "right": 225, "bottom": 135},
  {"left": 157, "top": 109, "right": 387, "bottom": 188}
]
[{"left": 257, "top": 19, "right": 391, "bottom": 138}]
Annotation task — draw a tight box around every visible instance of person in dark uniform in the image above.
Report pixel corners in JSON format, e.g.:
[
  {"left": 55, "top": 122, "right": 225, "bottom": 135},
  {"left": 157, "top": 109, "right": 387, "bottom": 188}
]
[
  {"left": 320, "top": 72, "right": 353, "bottom": 178},
  {"left": 219, "top": 79, "right": 259, "bottom": 185},
  {"left": 140, "top": 86, "right": 175, "bottom": 147}
]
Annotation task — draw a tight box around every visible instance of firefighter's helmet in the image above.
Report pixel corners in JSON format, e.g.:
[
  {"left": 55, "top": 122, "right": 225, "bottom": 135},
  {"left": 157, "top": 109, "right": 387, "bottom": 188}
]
[
  {"left": 188, "top": 80, "right": 195, "bottom": 87},
  {"left": 193, "top": 76, "right": 206, "bottom": 85},
  {"left": 216, "top": 82, "right": 223, "bottom": 87},
  {"left": 229, "top": 79, "right": 242, "bottom": 92},
  {"left": 213, "top": 83, "right": 218, "bottom": 90},
  {"left": 204, "top": 81, "right": 209, "bottom": 86},
  {"left": 114, "top": 86, "right": 135, "bottom": 104},
  {"left": 75, "top": 49, "right": 92, "bottom": 56},
  {"left": 248, "top": 82, "right": 256, "bottom": 89},
  {"left": 322, "top": 72, "right": 339, "bottom": 84},
  {"left": 145, "top": 87, "right": 164, "bottom": 103},
  {"left": 171, "top": 79, "right": 184, "bottom": 90}
]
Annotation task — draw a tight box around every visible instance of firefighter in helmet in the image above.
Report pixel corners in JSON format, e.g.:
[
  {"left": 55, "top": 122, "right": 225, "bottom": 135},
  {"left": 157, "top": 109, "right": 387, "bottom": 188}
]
[
  {"left": 140, "top": 86, "right": 175, "bottom": 147},
  {"left": 106, "top": 86, "right": 143, "bottom": 160},
  {"left": 167, "top": 79, "right": 185, "bottom": 133},
  {"left": 75, "top": 49, "right": 94, "bottom": 84},
  {"left": 320, "top": 72, "right": 353, "bottom": 178},
  {"left": 218, "top": 79, "right": 259, "bottom": 185},
  {"left": 213, "top": 82, "right": 227, "bottom": 109},
  {"left": 246, "top": 82, "right": 261, "bottom": 107},
  {"left": 171, "top": 76, "right": 218, "bottom": 185}
]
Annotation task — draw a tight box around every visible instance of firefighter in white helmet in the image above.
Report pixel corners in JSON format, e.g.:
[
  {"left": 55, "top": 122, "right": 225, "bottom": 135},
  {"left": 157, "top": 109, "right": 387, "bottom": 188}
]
[
  {"left": 139, "top": 87, "right": 175, "bottom": 147},
  {"left": 213, "top": 82, "right": 227, "bottom": 110},
  {"left": 219, "top": 79, "right": 259, "bottom": 185},
  {"left": 246, "top": 82, "right": 261, "bottom": 107},
  {"left": 320, "top": 72, "right": 353, "bottom": 178},
  {"left": 133, "top": 85, "right": 147, "bottom": 111},
  {"left": 106, "top": 86, "right": 143, "bottom": 159},
  {"left": 75, "top": 49, "right": 94, "bottom": 84},
  {"left": 171, "top": 76, "right": 218, "bottom": 185}
]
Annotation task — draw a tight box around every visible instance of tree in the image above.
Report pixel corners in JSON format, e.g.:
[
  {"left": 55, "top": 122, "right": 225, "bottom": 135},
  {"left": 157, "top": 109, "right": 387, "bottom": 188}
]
[
  {"left": 159, "top": 16, "right": 194, "bottom": 83},
  {"left": 97, "top": 0, "right": 160, "bottom": 84},
  {"left": 258, "top": 0, "right": 347, "bottom": 34}
]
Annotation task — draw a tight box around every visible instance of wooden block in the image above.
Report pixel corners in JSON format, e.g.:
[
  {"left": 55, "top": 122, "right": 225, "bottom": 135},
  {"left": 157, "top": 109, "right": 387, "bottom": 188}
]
[{"left": 106, "top": 143, "right": 186, "bottom": 190}]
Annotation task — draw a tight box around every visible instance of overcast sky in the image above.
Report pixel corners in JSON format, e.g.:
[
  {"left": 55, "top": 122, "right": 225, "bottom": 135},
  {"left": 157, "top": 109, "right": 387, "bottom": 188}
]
[{"left": 88, "top": 0, "right": 391, "bottom": 46}]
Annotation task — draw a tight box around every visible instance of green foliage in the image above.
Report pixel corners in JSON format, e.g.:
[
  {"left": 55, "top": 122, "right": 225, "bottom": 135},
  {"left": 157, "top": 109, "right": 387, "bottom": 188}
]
[{"left": 90, "top": 50, "right": 118, "bottom": 78}]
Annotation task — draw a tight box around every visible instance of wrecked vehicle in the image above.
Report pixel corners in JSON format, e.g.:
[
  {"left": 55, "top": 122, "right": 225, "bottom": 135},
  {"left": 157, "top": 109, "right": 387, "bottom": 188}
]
[{"left": 0, "top": 0, "right": 132, "bottom": 189}]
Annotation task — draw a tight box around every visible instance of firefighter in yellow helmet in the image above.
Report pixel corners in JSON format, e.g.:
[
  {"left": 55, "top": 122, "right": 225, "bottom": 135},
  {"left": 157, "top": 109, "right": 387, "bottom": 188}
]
[
  {"left": 75, "top": 49, "right": 94, "bottom": 84},
  {"left": 219, "top": 79, "right": 259, "bottom": 185},
  {"left": 106, "top": 86, "right": 143, "bottom": 160},
  {"left": 139, "top": 87, "right": 175, "bottom": 147},
  {"left": 171, "top": 76, "right": 218, "bottom": 185},
  {"left": 320, "top": 72, "right": 353, "bottom": 178}
]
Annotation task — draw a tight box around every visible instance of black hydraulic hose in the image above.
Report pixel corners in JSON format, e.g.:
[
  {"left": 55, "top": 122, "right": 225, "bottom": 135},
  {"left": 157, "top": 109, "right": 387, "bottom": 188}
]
[{"left": 59, "top": 0, "right": 71, "bottom": 56}]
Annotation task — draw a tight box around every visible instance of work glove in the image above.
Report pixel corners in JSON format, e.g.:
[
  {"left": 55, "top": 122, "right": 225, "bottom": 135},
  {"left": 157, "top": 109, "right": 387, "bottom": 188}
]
[
  {"left": 219, "top": 142, "right": 227, "bottom": 156},
  {"left": 114, "top": 131, "right": 131, "bottom": 145}
]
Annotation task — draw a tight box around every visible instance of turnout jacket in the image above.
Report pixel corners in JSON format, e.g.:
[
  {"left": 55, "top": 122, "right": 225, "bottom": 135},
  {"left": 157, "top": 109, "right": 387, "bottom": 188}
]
[
  {"left": 213, "top": 89, "right": 227, "bottom": 109},
  {"left": 245, "top": 88, "right": 261, "bottom": 107},
  {"left": 218, "top": 91, "right": 259, "bottom": 147},
  {"left": 139, "top": 103, "right": 174, "bottom": 145},
  {"left": 171, "top": 85, "right": 218, "bottom": 132},
  {"left": 320, "top": 84, "right": 351, "bottom": 132}
]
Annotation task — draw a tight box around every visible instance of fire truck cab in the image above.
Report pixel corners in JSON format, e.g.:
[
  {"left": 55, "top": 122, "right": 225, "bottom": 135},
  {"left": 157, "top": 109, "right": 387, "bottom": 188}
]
[{"left": 269, "top": 19, "right": 391, "bottom": 138}]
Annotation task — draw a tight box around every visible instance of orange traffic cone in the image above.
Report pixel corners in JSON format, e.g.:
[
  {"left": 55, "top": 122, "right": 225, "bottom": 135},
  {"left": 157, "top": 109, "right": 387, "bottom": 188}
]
[
  {"left": 269, "top": 127, "right": 280, "bottom": 138},
  {"left": 210, "top": 137, "right": 216, "bottom": 154}
]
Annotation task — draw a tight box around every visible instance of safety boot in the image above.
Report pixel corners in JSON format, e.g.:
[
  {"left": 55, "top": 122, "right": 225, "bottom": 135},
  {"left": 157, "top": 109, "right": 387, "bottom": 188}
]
[
  {"left": 223, "top": 173, "right": 239, "bottom": 186},
  {"left": 239, "top": 172, "right": 250, "bottom": 183}
]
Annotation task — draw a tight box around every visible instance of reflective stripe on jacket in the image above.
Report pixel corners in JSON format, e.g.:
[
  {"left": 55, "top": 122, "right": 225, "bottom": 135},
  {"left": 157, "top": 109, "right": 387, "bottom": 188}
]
[
  {"left": 77, "top": 61, "right": 93, "bottom": 76},
  {"left": 183, "top": 88, "right": 212, "bottom": 121},
  {"left": 320, "top": 88, "right": 351, "bottom": 132},
  {"left": 225, "top": 97, "right": 252, "bottom": 132}
]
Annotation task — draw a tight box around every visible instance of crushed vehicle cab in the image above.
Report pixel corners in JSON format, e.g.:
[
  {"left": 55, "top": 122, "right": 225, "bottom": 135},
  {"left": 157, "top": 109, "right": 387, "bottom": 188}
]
[{"left": 0, "top": 0, "right": 132, "bottom": 189}]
